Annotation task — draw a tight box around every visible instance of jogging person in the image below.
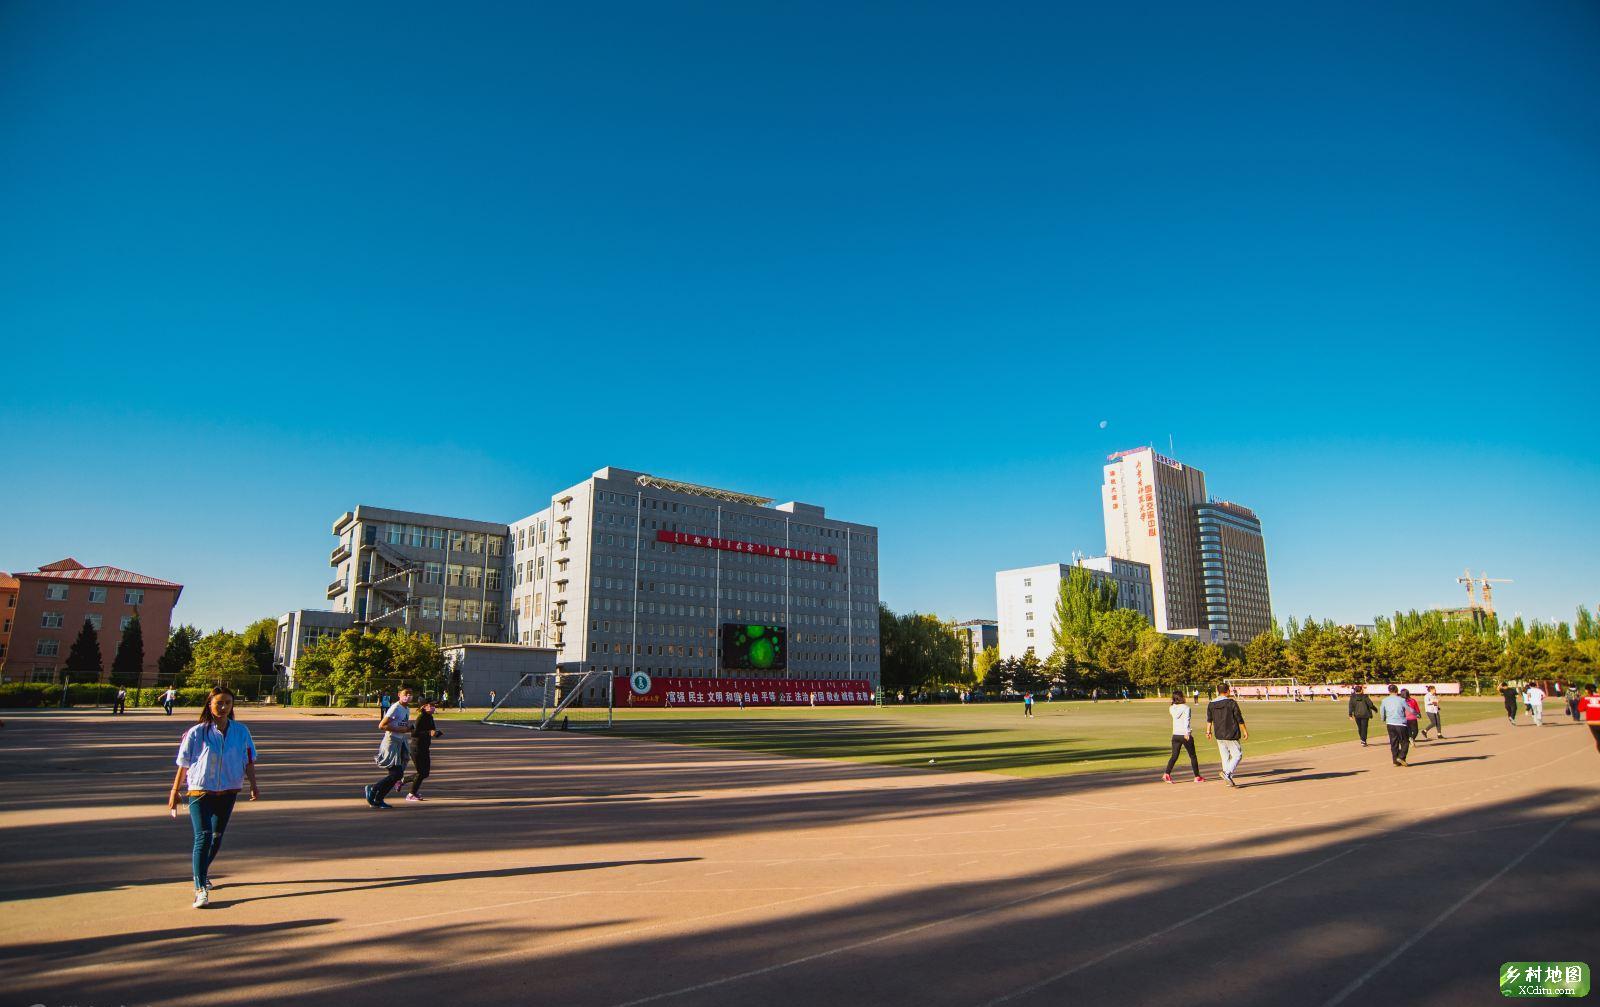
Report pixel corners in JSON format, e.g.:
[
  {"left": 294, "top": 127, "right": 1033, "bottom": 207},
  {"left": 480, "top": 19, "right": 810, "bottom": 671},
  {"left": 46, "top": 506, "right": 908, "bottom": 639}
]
[
  {"left": 1501, "top": 682, "right": 1519, "bottom": 724},
  {"left": 1420, "top": 686, "right": 1444, "bottom": 740},
  {"left": 405, "top": 699, "right": 442, "bottom": 802},
  {"left": 114, "top": 687, "right": 127, "bottom": 715},
  {"left": 1524, "top": 682, "right": 1546, "bottom": 726},
  {"left": 167, "top": 686, "right": 258, "bottom": 908},
  {"left": 1347, "top": 684, "right": 1377, "bottom": 747},
  {"left": 162, "top": 686, "right": 177, "bottom": 716},
  {"left": 1163, "top": 691, "right": 1204, "bottom": 783},
  {"left": 1402, "top": 688, "right": 1421, "bottom": 743},
  {"left": 365, "top": 687, "right": 413, "bottom": 809},
  {"left": 1023, "top": 692, "right": 1034, "bottom": 718},
  {"left": 1578, "top": 684, "right": 1600, "bottom": 756},
  {"left": 1205, "top": 684, "right": 1248, "bottom": 787},
  {"left": 1380, "top": 685, "right": 1410, "bottom": 767}
]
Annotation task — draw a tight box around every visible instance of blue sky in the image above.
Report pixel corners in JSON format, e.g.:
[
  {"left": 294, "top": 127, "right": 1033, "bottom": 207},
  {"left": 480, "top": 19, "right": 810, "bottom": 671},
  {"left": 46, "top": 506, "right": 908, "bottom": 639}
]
[{"left": 3, "top": 2, "right": 1597, "bottom": 633}]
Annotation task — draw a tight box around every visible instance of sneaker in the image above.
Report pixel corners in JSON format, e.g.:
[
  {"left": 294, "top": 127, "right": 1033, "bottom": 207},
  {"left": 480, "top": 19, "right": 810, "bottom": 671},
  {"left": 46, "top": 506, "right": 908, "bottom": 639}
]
[
  {"left": 1225, "top": 774, "right": 1237, "bottom": 788},
  {"left": 406, "top": 793, "right": 423, "bottom": 802},
  {"left": 192, "top": 888, "right": 209, "bottom": 909},
  {"left": 1398, "top": 759, "right": 1408, "bottom": 767},
  {"left": 1193, "top": 775, "right": 1206, "bottom": 783},
  {"left": 1162, "top": 773, "right": 1173, "bottom": 784},
  {"left": 364, "top": 785, "right": 377, "bottom": 807},
  {"left": 374, "top": 800, "right": 392, "bottom": 809}
]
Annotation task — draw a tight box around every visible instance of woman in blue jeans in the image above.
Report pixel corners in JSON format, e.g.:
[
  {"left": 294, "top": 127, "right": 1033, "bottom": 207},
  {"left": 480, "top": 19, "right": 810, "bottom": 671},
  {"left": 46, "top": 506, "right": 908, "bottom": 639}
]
[{"left": 167, "top": 687, "right": 259, "bottom": 909}]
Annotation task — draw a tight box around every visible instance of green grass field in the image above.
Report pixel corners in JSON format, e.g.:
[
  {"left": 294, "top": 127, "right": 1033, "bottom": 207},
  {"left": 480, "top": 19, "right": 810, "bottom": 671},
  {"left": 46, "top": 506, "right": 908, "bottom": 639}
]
[{"left": 450, "top": 696, "right": 1511, "bottom": 778}]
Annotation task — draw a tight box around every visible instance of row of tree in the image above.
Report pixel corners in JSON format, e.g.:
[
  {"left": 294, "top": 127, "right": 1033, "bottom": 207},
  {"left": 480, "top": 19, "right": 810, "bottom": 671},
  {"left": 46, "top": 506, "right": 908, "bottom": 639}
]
[
  {"left": 290, "top": 628, "right": 448, "bottom": 698},
  {"left": 881, "top": 578, "right": 1600, "bottom": 697},
  {"left": 62, "top": 615, "right": 146, "bottom": 684}
]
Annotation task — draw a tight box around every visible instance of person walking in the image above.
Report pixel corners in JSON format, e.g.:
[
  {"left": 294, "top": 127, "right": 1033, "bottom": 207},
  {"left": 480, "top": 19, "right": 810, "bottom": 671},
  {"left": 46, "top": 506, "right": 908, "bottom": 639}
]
[
  {"left": 1163, "top": 691, "right": 1204, "bottom": 783},
  {"left": 1347, "top": 684, "right": 1377, "bottom": 746},
  {"left": 488, "top": 689, "right": 497, "bottom": 708},
  {"left": 1402, "top": 689, "right": 1422, "bottom": 744},
  {"left": 167, "top": 686, "right": 258, "bottom": 908},
  {"left": 113, "top": 687, "right": 127, "bottom": 715},
  {"left": 1205, "top": 684, "right": 1248, "bottom": 788},
  {"left": 365, "top": 687, "right": 413, "bottom": 809},
  {"left": 1380, "top": 685, "right": 1411, "bottom": 767},
  {"left": 405, "top": 699, "right": 443, "bottom": 802},
  {"left": 1501, "top": 682, "right": 1519, "bottom": 724},
  {"left": 1420, "top": 686, "right": 1444, "bottom": 740},
  {"left": 1578, "top": 683, "right": 1600, "bottom": 756},
  {"left": 1567, "top": 687, "right": 1581, "bottom": 723},
  {"left": 1524, "top": 682, "right": 1545, "bottom": 726},
  {"left": 162, "top": 686, "right": 177, "bottom": 716},
  {"left": 456, "top": 689, "right": 465, "bottom": 712},
  {"left": 1023, "top": 692, "right": 1034, "bottom": 718}
]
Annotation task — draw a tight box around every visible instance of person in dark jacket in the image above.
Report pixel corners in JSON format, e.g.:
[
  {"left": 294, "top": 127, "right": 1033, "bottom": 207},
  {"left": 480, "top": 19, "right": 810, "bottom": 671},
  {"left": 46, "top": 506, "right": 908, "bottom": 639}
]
[
  {"left": 1500, "top": 683, "right": 1519, "bottom": 724},
  {"left": 1347, "top": 685, "right": 1377, "bottom": 746},
  {"left": 1205, "top": 684, "right": 1249, "bottom": 788},
  {"left": 405, "top": 700, "right": 443, "bottom": 802}
]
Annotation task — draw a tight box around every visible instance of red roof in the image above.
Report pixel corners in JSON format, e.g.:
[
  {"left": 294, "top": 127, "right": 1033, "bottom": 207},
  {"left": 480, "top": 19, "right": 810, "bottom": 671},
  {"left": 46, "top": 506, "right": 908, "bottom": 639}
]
[{"left": 18, "top": 558, "right": 182, "bottom": 591}]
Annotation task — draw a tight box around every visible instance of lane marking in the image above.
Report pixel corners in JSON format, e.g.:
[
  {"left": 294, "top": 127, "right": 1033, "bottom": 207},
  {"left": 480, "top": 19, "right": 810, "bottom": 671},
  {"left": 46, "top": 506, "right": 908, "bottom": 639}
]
[
  {"left": 1319, "top": 814, "right": 1580, "bottom": 1007},
  {"left": 977, "top": 847, "right": 1360, "bottom": 1006}
]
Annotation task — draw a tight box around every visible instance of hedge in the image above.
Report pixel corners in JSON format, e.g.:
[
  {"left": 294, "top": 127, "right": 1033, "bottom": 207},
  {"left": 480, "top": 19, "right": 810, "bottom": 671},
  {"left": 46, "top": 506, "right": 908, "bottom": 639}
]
[{"left": 0, "top": 683, "right": 220, "bottom": 708}]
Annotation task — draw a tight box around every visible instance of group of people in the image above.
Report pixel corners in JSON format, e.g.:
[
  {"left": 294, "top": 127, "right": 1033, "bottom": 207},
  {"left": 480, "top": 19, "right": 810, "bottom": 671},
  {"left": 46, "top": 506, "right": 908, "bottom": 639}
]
[
  {"left": 1345, "top": 683, "right": 1444, "bottom": 766},
  {"left": 365, "top": 687, "right": 443, "bottom": 809},
  {"left": 1163, "top": 684, "right": 1248, "bottom": 786}
]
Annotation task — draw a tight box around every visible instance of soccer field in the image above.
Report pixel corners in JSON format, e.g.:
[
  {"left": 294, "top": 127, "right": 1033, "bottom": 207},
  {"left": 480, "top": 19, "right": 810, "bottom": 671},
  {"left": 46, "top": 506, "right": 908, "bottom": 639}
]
[{"left": 455, "top": 696, "right": 1512, "bottom": 778}]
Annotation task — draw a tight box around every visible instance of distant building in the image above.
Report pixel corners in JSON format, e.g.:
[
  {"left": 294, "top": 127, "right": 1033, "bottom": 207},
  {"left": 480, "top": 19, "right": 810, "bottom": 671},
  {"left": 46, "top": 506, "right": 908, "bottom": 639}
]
[
  {"left": 327, "top": 506, "right": 510, "bottom": 645},
  {"left": 994, "top": 558, "right": 1154, "bottom": 661},
  {"left": 274, "top": 609, "right": 355, "bottom": 686},
  {"left": 1101, "top": 447, "right": 1272, "bottom": 642},
  {"left": 952, "top": 619, "right": 998, "bottom": 671},
  {"left": 6, "top": 558, "right": 183, "bottom": 684},
  {"left": 442, "top": 642, "right": 559, "bottom": 708},
  {"left": 1194, "top": 501, "right": 1273, "bottom": 642},
  {"left": 0, "top": 572, "right": 18, "bottom": 674}
]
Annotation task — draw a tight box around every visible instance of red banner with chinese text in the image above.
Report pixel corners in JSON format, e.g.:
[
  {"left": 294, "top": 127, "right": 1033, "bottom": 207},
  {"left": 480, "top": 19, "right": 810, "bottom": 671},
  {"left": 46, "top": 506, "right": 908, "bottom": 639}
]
[
  {"left": 616, "top": 676, "right": 873, "bottom": 708},
  {"left": 656, "top": 529, "right": 838, "bottom": 566}
]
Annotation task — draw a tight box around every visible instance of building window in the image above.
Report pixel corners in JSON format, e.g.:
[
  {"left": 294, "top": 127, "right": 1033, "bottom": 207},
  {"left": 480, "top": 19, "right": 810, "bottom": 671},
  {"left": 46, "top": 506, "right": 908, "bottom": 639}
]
[
  {"left": 125, "top": 589, "right": 145, "bottom": 606},
  {"left": 1023, "top": 595, "right": 1032, "bottom": 604},
  {"left": 408, "top": 525, "right": 425, "bottom": 547},
  {"left": 1024, "top": 611, "right": 1033, "bottom": 621},
  {"left": 88, "top": 586, "right": 107, "bottom": 604},
  {"left": 387, "top": 524, "right": 404, "bottom": 545},
  {"left": 32, "top": 666, "right": 55, "bottom": 683},
  {"left": 1025, "top": 628, "right": 1034, "bottom": 638},
  {"left": 424, "top": 562, "right": 443, "bottom": 585},
  {"left": 1022, "top": 578, "right": 1031, "bottom": 588},
  {"left": 468, "top": 533, "right": 485, "bottom": 555},
  {"left": 36, "top": 639, "right": 60, "bottom": 657},
  {"left": 427, "top": 527, "right": 445, "bottom": 550},
  {"left": 41, "top": 611, "right": 66, "bottom": 628},
  {"left": 486, "top": 569, "right": 502, "bottom": 591},
  {"left": 488, "top": 535, "right": 504, "bottom": 557},
  {"left": 45, "top": 584, "right": 68, "bottom": 601},
  {"left": 121, "top": 616, "right": 134, "bottom": 631},
  {"left": 86, "top": 614, "right": 103, "bottom": 631}
]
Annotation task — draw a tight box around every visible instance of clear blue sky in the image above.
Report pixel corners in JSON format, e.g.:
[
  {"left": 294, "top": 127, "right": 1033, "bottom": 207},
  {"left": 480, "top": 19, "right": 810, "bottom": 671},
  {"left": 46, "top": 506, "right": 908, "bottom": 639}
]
[{"left": 3, "top": 2, "right": 1597, "bottom": 634}]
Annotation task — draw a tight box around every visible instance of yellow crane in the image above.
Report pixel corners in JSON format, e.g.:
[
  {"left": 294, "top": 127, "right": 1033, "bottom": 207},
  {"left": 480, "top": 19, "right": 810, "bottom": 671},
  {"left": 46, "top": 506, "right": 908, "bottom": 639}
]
[
  {"left": 1476, "top": 572, "right": 1513, "bottom": 619},
  {"left": 1456, "top": 569, "right": 1477, "bottom": 610}
]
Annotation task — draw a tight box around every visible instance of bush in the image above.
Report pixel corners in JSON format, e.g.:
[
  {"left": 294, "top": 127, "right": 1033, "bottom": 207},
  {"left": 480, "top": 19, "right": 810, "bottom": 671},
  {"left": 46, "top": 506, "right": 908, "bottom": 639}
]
[
  {"left": 290, "top": 691, "right": 331, "bottom": 707},
  {"left": 0, "top": 683, "right": 56, "bottom": 708},
  {"left": 335, "top": 695, "right": 365, "bottom": 708},
  {"left": 66, "top": 683, "right": 119, "bottom": 706}
]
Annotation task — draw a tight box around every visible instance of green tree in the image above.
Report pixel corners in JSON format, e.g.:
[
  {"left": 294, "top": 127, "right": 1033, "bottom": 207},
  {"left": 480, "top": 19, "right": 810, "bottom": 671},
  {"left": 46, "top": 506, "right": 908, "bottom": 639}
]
[
  {"left": 65, "top": 619, "right": 104, "bottom": 677},
  {"left": 972, "top": 645, "right": 999, "bottom": 689},
  {"left": 158, "top": 624, "right": 201, "bottom": 683},
  {"left": 378, "top": 628, "right": 447, "bottom": 690},
  {"left": 1051, "top": 567, "right": 1118, "bottom": 666},
  {"left": 1243, "top": 632, "right": 1289, "bottom": 681},
  {"left": 242, "top": 617, "right": 278, "bottom": 682},
  {"left": 189, "top": 630, "right": 256, "bottom": 690},
  {"left": 110, "top": 615, "right": 144, "bottom": 685},
  {"left": 1086, "top": 608, "right": 1147, "bottom": 690}
]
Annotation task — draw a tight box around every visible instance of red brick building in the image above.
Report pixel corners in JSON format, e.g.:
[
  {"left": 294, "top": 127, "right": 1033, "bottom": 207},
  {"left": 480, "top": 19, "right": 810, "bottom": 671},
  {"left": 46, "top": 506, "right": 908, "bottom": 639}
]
[{"left": 6, "top": 559, "right": 183, "bottom": 685}]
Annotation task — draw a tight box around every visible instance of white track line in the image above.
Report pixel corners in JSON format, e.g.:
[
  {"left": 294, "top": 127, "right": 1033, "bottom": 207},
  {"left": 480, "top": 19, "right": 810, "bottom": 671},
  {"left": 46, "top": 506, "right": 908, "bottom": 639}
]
[
  {"left": 611, "top": 867, "right": 1131, "bottom": 1007},
  {"left": 976, "top": 846, "right": 1360, "bottom": 1006},
  {"left": 1318, "top": 814, "right": 1579, "bottom": 1007}
]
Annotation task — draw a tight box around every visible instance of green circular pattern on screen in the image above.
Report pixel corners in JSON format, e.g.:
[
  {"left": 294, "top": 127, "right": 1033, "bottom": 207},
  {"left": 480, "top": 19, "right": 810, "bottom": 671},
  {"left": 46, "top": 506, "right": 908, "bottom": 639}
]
[{"left": 749, "top": 638, "right": 775, "bottom": 668}]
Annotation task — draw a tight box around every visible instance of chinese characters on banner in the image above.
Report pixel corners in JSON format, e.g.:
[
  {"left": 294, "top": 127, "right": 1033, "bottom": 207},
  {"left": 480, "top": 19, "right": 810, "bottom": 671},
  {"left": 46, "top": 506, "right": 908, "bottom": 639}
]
[
  {"left": 615, "top": 676, "right": 874, "bottom": 708},
  {"left": 1109, "top": 468, "right": 1118, "bottom": 511},
  {"left": 656, "top": 530, "right": 838, "bottom": 566},
  {"left": 1135, "top": 462, "right": 1156, "bottom": 537}
]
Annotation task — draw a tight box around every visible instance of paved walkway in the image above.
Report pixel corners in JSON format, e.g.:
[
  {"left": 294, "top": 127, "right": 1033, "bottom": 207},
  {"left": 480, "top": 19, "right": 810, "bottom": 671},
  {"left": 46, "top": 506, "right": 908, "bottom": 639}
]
[{"left": 1, "top": 707, "right": 1594, "bottom": 1006}]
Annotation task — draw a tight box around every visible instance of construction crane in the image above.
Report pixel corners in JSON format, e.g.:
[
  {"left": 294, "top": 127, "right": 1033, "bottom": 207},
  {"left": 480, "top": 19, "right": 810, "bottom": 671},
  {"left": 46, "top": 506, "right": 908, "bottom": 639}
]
[
  {"left": 1476, "top": 572, "right": 1513, "bottom": 619},
  {"left": 1456, "top": 569, "right": 1477, "bottom": 611}
]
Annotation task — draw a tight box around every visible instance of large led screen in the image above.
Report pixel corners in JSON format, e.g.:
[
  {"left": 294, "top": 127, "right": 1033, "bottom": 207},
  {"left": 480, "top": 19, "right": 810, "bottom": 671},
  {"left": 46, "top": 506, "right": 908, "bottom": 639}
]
[{"left": 720, "top": 623, "right": 787, "bottom": 671}]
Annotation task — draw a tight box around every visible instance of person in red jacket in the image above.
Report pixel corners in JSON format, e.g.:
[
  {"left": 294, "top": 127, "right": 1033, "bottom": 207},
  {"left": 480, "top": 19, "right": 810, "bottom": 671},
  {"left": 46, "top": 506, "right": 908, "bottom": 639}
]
[
  {"left": 1578, "top": 683, "right": 1600, "bottom": 756},
  {"left": 1401, "top": 689, "right": 1422, "bottom": 744}
]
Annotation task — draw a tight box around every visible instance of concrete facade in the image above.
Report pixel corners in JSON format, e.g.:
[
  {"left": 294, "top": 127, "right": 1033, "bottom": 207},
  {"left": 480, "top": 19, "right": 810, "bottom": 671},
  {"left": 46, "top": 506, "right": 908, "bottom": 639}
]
[
  {"left": 274, "top": 609, "right": 356, "bottom": 686},
  {"left": 994, "top": 557, "right": 1155, "bottom": 661},
  {"left": 508, "top": 467, "right": 880, "bottom": 688},
  {"left": 442, "top": 642, "right": 559, "bottom": 708},
  {"left": 952, "top": 619, "right": 998, "bottom": 667},
  {"left": 5, "top": 558, "right": 182, "bottom": 684},
  {"left": 327, "top": 506, "right": 510, "bottom": 646}
]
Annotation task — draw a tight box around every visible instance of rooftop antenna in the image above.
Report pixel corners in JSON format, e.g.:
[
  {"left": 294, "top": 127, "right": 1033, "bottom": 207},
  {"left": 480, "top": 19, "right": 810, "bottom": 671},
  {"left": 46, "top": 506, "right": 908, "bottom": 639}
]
[{"left": 1168, "top": 434, "right": 1175, "bottom": 454}]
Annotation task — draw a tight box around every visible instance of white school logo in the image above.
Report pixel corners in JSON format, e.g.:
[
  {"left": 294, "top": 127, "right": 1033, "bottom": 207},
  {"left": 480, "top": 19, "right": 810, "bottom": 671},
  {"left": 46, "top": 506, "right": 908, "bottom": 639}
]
[{"left": 629, "top": 671, "right": 653, "bottom": 696}]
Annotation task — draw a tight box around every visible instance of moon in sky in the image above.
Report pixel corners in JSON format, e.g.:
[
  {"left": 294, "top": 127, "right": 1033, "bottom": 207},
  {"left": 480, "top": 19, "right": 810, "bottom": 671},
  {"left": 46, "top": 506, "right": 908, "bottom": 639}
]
[{"left": 1098, "top": 420, "right": 1108, "bottom": 429}]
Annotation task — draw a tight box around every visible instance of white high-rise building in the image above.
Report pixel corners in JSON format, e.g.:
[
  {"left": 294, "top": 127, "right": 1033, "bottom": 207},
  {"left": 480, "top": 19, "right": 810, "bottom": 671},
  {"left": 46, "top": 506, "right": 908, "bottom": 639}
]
[{"left": 994, "top": 558, "right": 1154, "bottom": 661}]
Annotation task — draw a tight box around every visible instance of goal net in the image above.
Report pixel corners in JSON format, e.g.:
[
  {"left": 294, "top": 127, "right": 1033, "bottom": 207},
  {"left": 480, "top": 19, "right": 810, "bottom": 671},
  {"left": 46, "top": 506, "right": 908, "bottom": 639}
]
[
  {"left": 1225, "top": 677, "right": 1302, "bottom": 701},
  {"left": 482, "top": 671, "right": 614, "bottom": 730}
]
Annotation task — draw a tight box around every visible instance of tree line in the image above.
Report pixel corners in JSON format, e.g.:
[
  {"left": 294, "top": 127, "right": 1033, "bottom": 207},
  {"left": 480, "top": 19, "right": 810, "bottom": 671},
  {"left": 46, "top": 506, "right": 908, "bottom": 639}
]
[{"left": 880, "top": 575, "right": 1600, "bottom": 698}]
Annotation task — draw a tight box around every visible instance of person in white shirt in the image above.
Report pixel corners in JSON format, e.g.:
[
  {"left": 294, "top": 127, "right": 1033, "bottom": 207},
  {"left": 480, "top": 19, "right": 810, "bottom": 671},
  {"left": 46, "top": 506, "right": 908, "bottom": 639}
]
[
  {"left": 162, "top": 687, "right": 177, "bottom": 716},
  {"left": 167, "top": 687, "right": 259, "bottom": 908},
  {"left": 365, "top": 687, "right": 413, "bottom": 808},
  {"left": 1162, "top": 691, "right": 1205, "bottom": 783},
  {"left": 1524, "top": 684, "right": 1546, "bottom": 726},
  {"left": 1419, "top": 686, "right": 1444, "bottom": 740}
]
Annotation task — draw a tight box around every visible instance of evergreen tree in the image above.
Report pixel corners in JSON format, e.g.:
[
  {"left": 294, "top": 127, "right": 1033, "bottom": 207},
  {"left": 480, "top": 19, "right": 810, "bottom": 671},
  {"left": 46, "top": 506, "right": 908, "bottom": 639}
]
[
  {"left": 65, "top": 619, "right": 104, "bottom": 677},
  {"left": 158, "top": 624, "right": 201, "bottom": 683},
  {"left": 110, "top": 615, "right": 145, "bottom": 685}
]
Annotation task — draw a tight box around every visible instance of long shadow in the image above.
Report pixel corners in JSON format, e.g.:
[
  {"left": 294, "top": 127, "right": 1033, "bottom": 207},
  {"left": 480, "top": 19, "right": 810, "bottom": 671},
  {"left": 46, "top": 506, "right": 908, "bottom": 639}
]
[
  {"left": 0, "top": 917, "right": 337, "bottom": 963},
  {"left": 1241, "top": 770, "right": 1365, "bottom": 788},
  {"left": 217, "top": 858, "right": 700, "bottom": 906}
]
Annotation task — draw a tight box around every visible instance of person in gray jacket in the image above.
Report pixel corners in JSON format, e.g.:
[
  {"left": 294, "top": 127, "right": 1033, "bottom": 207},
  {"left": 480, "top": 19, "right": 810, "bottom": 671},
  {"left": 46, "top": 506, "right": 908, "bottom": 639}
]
[{"left": 1347, "top": 685, "right": 1377, "bottom": 747}]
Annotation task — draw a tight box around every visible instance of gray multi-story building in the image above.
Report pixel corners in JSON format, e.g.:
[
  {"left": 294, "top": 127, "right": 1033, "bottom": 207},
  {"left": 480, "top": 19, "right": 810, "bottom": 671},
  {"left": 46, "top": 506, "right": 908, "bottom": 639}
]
[
  {"left": 274, "top": 608, "right": 355, "bottom": 682},
  {"left": 1195, "top": 501, "right": 1273, "bottom": 642},
  {"left": 326, "top": 506, "right": 510, "bottom": 646},
  {"left": 507, "top": 467, "right": 880, "bottom": 685},
  {"left": 994, "top": 557, "right": 1155, "bottom": 661}
]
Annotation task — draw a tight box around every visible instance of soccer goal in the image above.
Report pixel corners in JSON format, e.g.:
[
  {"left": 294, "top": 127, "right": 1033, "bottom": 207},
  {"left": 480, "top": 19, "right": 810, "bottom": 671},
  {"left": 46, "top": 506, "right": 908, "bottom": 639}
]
[
  {"left": 1225, "top": 677, "right": 1302, "bottom": 701},
  {"left": 482, "top": 671, "right": 614, "bottom": 730}
]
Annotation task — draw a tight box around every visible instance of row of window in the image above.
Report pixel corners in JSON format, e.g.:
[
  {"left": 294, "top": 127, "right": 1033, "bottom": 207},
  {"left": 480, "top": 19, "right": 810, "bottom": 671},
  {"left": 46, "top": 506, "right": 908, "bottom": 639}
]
[
  {"left": 38, "top": 612, "right": 138, "bottom": 632},
  {"left": 365, "top": 523, "right": 507, "bottom": 556},
  {"left": 38, "top": 584, "right": 146, "bottom": 605}
]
